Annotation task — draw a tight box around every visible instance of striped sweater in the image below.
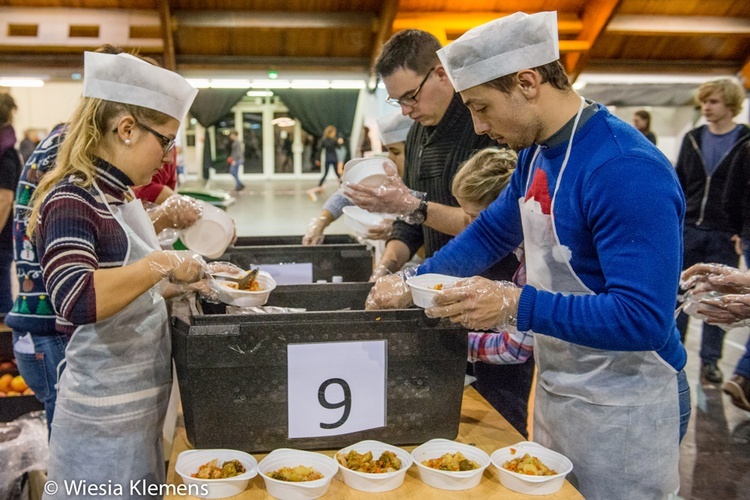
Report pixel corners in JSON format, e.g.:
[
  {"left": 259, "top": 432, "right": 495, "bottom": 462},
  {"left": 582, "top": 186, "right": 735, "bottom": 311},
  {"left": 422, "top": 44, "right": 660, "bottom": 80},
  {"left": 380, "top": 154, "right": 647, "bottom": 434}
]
[
  {"left": 35, "top": 158, "right": 133, "bottom": 334},
  {"left": 388, "top": 93, "right": 496, "bottom": 258}
]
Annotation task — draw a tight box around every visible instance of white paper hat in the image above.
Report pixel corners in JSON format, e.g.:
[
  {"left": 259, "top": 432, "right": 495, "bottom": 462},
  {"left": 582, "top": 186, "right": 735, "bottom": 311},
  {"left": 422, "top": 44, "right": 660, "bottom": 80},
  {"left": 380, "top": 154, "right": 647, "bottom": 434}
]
[
  {"left": 376, "top": 112, "right": 414, "bottom": 146},
  {"left": 437, "top": 11, "right": 559, "bottom": 92},
  {"left": 83, "top": 51, "right": 198, "bottom": 120}
]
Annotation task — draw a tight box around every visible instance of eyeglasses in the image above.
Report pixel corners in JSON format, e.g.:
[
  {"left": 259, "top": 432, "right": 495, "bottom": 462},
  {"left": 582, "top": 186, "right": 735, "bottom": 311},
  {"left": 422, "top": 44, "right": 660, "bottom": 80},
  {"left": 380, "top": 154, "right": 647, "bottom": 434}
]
[
  {"left": 386, "top": 67, "right": 435, "bottom": 107},
  {"left": 136, "top": 122, "right": 176, "bottom": 155}
]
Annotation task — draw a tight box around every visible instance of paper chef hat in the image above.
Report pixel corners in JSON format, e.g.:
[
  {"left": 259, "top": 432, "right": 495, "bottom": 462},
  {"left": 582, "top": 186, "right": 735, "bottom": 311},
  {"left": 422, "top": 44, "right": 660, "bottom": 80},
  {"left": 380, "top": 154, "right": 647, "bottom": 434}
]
[
  {"left": 437, "top": 11, "right": 559, "bottom": 92},
  {"left": 83, "top": 52, "right": 198, "bottom": 121},
  {"left": 376, "top": 112, "right": 414, "bottom": 146}
]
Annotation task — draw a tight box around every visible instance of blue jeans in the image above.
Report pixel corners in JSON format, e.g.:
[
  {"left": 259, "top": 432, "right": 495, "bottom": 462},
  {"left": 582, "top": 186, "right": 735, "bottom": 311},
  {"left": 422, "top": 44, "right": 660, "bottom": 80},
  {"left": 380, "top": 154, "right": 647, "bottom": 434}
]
[
  {"left": 229, "top": 160, "right": 244, "bottom": 190},
  {"left": 12, "top": 331, "right": 68, "bottom": 432},
  {"left": 677, "top": 369, "right": 690, "bottom": 443},
  {"left": 677, "top": 225, "right": 739, "bottom": 363}
]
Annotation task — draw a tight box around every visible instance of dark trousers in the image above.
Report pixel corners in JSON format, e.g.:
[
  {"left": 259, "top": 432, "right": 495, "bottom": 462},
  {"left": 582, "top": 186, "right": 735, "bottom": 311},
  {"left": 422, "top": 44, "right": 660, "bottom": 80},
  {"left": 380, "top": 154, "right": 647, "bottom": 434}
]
[
  {"left": 473, "top": 357, "right": 535, "bottom": 438},
  {"left": 318, "top": 158, "right": 340, "bottom": 187},
  {"left": 0, "top": 250, "right": 13, "bottom": 313},
  {"left": 676, "top": 225, "right": 739, "bottom": 363}
]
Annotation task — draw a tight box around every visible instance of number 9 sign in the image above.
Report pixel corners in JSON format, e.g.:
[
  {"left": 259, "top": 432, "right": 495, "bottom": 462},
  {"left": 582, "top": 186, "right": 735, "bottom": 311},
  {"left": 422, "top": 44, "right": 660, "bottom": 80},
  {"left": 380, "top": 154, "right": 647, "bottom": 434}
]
[{"left": 287, "top": 341, "right": 387, "bottom": 438}]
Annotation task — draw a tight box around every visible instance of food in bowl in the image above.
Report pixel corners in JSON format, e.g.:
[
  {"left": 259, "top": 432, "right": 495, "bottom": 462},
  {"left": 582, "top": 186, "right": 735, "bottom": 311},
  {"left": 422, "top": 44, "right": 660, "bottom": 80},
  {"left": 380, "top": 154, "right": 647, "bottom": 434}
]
[
  {"left": 422, "top": 452, "right": 480, "bottom": 472},
  {"left": 267, "top": 465, "right": 323, "bottom": 482},
  {"left": 336, "top": 450, "right": 401, "bottom": 474},
  {"left": 430, "top": 283, "right": 444, "bottom": 290},
  {"left": 502, "top": 453, "right": 557, "bottom": 476},
  {"left": 192, "top": 459, "right": 246, "bottom": 479},
  {"left": 218, "top": 280, "right": 263, "bottom": 292}
]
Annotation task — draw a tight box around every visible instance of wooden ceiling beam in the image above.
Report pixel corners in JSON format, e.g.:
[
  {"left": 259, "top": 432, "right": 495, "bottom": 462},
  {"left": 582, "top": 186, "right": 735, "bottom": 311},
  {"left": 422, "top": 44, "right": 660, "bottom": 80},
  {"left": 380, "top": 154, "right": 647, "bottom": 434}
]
[
  {"left": 369, "top": 0, "right": 400, "bottom": 79},
  {"left": 158, "top": 0, "right": 176, "bottom": 71},
  {"left": 175, "top": 11, "right": 375, "bottom": 30},
  {"left": 176, "top": 55, "right": 370, "bottom": 72},
  {"left": 566, "top": 0, "right": 622, "bottom": 82},
  {"left": 393, "top": 11, "right": 583, "bottom": 36},
  {"left": 607, "top": 15, "right": 750, "bottom": 36}
]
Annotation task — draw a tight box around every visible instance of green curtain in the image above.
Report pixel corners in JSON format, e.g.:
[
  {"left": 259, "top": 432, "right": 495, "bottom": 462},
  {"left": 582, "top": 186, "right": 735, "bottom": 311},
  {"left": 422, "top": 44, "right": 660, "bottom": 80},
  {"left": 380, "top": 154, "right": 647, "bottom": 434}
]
[
  {"left": 274, "top": 89, "right": 359, "bottom": 138},
  {"left": 189, "top": 88, "right": 249, "bottom": 179}
]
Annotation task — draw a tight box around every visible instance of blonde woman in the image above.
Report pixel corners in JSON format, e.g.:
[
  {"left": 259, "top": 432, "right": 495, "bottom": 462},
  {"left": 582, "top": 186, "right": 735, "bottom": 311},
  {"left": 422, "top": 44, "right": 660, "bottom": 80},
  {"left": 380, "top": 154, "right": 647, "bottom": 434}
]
[{"left": 28, "top": 52, "right": 205, "bottom": 493}]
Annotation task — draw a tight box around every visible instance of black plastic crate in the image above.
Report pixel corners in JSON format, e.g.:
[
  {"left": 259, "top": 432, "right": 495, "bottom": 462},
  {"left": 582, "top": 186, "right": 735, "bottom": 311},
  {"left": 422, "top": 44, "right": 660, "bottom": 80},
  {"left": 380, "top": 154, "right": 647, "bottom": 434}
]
[
  {"left": 216, "top": 242, "right": 373, "bottom": 283},
  {"left": 172, "top": 283, "right": 468, "bottom": 452},
  {"left": 233, "top": 234, "right": 358, "bottom": 247}
]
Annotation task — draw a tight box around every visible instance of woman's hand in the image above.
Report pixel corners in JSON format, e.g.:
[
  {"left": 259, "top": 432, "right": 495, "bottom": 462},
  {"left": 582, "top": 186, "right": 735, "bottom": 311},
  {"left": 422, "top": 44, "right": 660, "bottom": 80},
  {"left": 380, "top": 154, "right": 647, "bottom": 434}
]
[{"left": 427, "top": 277, "right": 521, "bottom": 330}]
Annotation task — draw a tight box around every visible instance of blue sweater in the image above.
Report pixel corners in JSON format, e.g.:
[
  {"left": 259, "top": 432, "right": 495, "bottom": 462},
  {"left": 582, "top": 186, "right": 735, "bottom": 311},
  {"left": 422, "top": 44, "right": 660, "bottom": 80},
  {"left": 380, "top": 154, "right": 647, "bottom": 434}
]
[{"left": 419, "top": 105, "right": 687, "bottom": 371}]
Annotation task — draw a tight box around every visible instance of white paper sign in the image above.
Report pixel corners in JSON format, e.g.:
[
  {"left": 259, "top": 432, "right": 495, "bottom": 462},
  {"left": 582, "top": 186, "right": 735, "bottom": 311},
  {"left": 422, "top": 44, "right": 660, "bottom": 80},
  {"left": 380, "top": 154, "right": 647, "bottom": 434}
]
[
  {"left": 257, "top": 263, "right": 313, "bottom": 284},
  {"left": 287, "top": 340, "right": 387, "bottom": 438}
]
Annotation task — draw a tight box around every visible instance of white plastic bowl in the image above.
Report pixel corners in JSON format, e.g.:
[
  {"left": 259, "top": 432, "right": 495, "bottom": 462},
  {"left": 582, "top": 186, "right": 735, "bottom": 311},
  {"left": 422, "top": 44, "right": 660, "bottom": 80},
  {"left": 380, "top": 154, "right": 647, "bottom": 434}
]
[
  {"left": 334, "top": 440, "right": 413, "bottom": 493},
  {"left": 490, "top": 441, "right": 573, "bottom": 496},
  {"left": 342, "top": 206, "right": 394, "bottom": 236},
  {"left": 175, "top": 449, "right": 258, "bottom": 499},
  {"left": 411, "top": 438, "right": 490, "bottom": 491},
  {"left": 180, "top": 201, "right": 235, "bottom": 259},
  {"left": 257, "top": 448, "right": 338, "bottom": 500},
  {"left": 342, "top": 158, "right": 390, "bottom": 187},
  {"left": 210, "top": 271, "right": 277, "bottom": 307},
  {"left": 405, "top": 274, "right": 463, "bottom": 308}
]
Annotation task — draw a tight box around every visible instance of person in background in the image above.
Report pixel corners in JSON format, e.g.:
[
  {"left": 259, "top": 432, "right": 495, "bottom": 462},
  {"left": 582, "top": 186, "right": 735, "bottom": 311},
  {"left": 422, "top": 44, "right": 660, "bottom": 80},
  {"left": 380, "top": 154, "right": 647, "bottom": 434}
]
[
  {"left": 680, "top": 263, "right": 750, "bottom": 412},
  {"left": 0, "top": 93, "right": 22, "bottom": 313},
  {"left": 358, "top": 125, "right": 372, "bottom": 156},
  {"left": 319, "top": 125, "right": 340, "bottom": 187},
  {"left": 675, "top": 78, "right": 750, "bottom": 385},
  {"left": 366, "top": 12, "right": 688, "bottom": 497},
  {"left": 335, "top": 135, "right": 347, "bottom": 176},
  {"left": 27, "top": 51, "right": 204, "bottom": 491},
  {"left": 19, "top": 128, "right": 41, "bottom": 163},
  {"left": 633, "top": 109, "right": 657, "bottom": 145},
  {"left": 302, "top": 112, "right": 413, "bottom": 246},
  {"left": 723, "top": 141, "right": 750, "bottom": 268},
  {"left": 227, "top": 129, "right": 245, "bottom": 192}
]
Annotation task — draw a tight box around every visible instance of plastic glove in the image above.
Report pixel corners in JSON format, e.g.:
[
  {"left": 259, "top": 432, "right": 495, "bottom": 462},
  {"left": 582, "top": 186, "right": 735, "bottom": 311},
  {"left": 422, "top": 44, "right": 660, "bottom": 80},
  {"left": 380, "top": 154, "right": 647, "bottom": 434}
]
[
  {"left": 681, "top": 263, "right": 750, "bottom": 294},
  {"left": 149, "top": 194, "right": 203, "bottom": 231},
  {"left": 206, "top": 261, "right": 245, "bottom": 277},
  {"left": 366, "top": 219, "right": 394, "bottom": 240},
  {"left": 302, "top": 214, "right": 331, "bottom": 246},
  {"left": 365, "top": 274, "right": 413, "bottom": 310},
  {"left": 692, "top": 293, "right": 750, "bottom": 327},
  {"left": 344, "top": 160, "right": 421, "bottom": 215},
  {"left": 148, "top": 250, "right": 206, "bottom": 284},
  {"left": 426, "top": 277, "right": 521, "bottom": 331}
]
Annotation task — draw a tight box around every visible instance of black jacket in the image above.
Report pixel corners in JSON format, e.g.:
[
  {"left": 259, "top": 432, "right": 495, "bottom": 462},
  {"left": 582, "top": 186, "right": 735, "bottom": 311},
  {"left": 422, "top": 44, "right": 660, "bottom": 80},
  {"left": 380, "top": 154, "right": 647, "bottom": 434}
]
[
  {"left": 675, "top": 124, "right": 750, "bottom": 232},
  {"left": 723, "top": 141, "right": 750, "bottom": 239}
]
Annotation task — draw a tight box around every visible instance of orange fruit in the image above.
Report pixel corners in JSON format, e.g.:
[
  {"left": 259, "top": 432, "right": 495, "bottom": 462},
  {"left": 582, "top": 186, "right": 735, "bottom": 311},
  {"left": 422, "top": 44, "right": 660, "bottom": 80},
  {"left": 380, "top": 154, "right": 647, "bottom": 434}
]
[
  {"left": 10, "top": 375, "right": 28, "bottom": 393},
  {"left": 0, "top": 373, "right": 12, "bottom": 393}
]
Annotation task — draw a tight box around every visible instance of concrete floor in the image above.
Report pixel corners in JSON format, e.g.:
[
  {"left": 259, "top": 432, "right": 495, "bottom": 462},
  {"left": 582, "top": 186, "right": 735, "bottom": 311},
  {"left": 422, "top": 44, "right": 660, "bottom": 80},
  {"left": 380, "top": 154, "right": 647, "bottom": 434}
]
[{"left": 207, "top": 177, "right": 750, "bottom": 499}]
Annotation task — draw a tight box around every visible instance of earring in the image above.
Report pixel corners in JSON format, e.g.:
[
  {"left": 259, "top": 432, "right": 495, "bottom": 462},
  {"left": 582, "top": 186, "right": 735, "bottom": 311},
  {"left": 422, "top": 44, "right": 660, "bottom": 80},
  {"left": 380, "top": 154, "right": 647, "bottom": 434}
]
[{"left": 124, "top": 139, "right": 131, "bottom": 146}]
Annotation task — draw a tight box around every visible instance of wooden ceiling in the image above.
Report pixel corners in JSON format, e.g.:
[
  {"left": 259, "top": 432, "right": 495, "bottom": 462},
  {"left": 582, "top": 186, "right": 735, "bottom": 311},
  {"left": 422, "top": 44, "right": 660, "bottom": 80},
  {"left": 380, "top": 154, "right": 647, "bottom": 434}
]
[{"left": 0, "top": 0, "right": 749, "bottom": 87}]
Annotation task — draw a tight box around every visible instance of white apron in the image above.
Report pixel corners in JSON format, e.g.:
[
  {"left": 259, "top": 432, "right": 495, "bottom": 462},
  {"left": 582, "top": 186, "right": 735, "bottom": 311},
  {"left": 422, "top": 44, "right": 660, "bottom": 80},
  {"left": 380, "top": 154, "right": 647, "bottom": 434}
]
[
  {"left": 45, "top": 182, "right": 171, "bottom": 500},
  {"left": 521, "top": 99, "right": 680, "bottom": 499}
]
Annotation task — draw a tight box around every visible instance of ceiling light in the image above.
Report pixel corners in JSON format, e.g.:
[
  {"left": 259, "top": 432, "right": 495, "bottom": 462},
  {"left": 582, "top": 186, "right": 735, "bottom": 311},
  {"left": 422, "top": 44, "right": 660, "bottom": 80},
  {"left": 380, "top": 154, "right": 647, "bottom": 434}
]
[
  {"left": 0, "top": 78, "right": 44, "bottom": 88},
  {"left": 272, "top": 117, "right": 296, "bottom": 127},
  {"left": 246, "top": 90, "right": 274, "bottom": 97},
  {"left": 186, "top": 79, "right": 210, "bottom": 89},
  {"left": 330, "top": 80, "right": 366, "bottom": 89},
  {"left": 251, "top": 79, "right": 291, "bottom": 89},
  {"left": 210, "top": 79, "right": 251, "bottom": 89},
  {"left": 268, "top": 70, "right": 279, "bottom": 80},
  {"left": 290, "top": 80, "right": 331, "bottom": 89}
]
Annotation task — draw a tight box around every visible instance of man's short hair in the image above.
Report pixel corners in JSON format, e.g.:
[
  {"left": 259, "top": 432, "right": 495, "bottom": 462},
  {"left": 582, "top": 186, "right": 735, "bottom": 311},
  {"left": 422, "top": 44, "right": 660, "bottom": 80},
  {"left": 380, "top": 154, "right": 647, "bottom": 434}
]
[
  {"left": 374, "top": 30, "right": 442, "bottom": 79},
  {"left": 696, "top": 79, "right": 746, "bottom": 117},
  {"left": 482, "top": 60, "right": 571, "bottom": 95}
]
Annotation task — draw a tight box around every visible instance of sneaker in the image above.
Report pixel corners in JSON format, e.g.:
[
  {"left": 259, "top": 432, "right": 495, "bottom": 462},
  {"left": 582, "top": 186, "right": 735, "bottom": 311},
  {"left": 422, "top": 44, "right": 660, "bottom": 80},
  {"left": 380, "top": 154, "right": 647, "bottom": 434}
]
[
  {"left": 722, "top": 375, "right": 750, "bottom": 412},
  {"left": 701, "top": 361, "right": 723, "bottom": 384}
]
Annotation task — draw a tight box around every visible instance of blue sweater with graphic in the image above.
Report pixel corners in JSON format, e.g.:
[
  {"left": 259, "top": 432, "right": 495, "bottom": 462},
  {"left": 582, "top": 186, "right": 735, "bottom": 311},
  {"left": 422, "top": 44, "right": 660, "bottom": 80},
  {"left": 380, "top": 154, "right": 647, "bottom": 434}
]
[{"left": 418, "top": 105, "right": 687, "bottom": 371}]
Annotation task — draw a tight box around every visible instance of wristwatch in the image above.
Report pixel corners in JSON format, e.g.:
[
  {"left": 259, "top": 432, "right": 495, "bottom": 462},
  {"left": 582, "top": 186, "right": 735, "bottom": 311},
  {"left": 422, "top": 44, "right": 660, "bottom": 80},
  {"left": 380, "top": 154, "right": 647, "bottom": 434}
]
[{"left": 405, "top": 199, "right": 428, "bottom": 225}]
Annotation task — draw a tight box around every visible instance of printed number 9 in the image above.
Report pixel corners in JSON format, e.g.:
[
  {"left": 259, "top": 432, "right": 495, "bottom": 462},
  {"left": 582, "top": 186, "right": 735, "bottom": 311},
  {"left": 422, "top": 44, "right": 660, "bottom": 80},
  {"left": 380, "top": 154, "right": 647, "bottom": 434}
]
[{"left": 318, "top": 378, "right": 351, "bottom": 429}]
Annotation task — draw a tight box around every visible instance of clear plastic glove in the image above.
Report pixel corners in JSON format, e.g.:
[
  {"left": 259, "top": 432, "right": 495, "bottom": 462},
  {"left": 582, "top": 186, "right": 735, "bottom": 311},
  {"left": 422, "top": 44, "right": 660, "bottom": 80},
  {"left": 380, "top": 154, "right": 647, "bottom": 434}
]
[
  {"left": 681, "top": 263, "right": 750, "bottom": 294},
  {"left": 206, "top": 261, "right": 245, "bottom": 276},
  {"left": 365, "top": 274, "right": 413, "bottom": 310},
  {"left": 302, "top": 214, "right": 330, "bottom": 246},
  {"left": 366, "top": 219, "right": 394, "bottom": 240},
  {"left": 148, "top": 250, "right": 206, "bottom": 284},
  {"left": 344, "top": 160, "right": 421, "bottom": 215},
  {"left": 149, "top": 194, "right": 203, "bottom": 231},
  {"left": 691, "top": 293, "right": 750, "bottom": 327},
  {"left": 426, "top": 277, "right": 521, "bottom": 331}
]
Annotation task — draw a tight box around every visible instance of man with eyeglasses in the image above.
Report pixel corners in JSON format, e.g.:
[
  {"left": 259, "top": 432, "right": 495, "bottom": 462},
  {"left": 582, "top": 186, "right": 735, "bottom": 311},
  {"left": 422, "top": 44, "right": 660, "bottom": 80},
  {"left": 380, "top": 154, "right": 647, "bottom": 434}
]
[{"left": 345, "top": 29, "right": 533, "bottom": 439}]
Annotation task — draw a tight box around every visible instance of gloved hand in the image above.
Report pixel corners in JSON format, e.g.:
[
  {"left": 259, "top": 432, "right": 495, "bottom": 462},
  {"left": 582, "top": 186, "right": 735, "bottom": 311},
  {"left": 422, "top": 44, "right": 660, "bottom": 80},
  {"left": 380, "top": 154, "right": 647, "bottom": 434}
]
[
  {"left": 206, "top": 261, "right": 245, "bottom": 276},
  {"left": 426, "top": 277, "right": 521, "bottom": 330},
  {"left": 366, "top": 219, "right": 394, "bottom": 240},
  {"left": 344, "top": 160, "right": 421, "bottom": 215},
  {"left": 148, "top": 250, "right": 206, "bottom": 284},
  {"left": 302, "top": 214, "right": 330, "bottom": 246},
  {"left": 149, "top": 194, "right": 203, "bottom": 231},
  {"left": 694, "top": 293, "right": 750, "bottom": 326},
  {"left": 365, "top": 274, "right": 413, "bottom": 310},
  {"left": 681, "top": 263, "right": 750, "bottom": 294}
]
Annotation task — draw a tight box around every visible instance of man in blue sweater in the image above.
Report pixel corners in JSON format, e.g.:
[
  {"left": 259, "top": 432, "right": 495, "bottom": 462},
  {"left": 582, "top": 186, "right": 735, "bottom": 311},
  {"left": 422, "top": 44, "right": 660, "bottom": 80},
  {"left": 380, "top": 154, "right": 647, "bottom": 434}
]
[{"left": 367, "top": 11, "right": 688, "bottom": 499}]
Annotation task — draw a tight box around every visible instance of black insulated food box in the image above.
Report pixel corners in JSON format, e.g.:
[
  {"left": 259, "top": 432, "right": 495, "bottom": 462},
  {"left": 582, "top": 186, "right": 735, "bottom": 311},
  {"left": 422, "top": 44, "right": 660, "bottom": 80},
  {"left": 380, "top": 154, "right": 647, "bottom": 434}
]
[{"left": 171, "top": 283, "right": 468, "bottom": 452}]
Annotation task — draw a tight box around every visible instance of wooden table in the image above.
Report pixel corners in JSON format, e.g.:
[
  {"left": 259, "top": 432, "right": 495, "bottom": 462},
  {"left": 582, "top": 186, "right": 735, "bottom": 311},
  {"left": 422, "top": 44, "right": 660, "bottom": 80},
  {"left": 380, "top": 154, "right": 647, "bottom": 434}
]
[{"left": 166, "top": 387, "right": 582, "bottom": 499}]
